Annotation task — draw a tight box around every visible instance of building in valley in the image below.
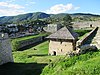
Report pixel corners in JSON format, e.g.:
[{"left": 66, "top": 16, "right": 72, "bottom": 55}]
[{"left": 47, "top": 26, "right": 79, "bottom": 55}]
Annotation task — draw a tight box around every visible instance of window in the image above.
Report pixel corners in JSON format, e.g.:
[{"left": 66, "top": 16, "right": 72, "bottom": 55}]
[
  {"left": 61, "top": 49, "right": 62, "bottom": 52},
  {"left": 60, "top": 41, "right": 62, "bottom": 44}
]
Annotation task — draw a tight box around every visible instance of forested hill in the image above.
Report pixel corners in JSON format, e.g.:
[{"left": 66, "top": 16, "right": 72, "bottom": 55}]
[
  {"left": 0, "top": 12, "right": 100, "bottom": 24},
  {"left": 0, "top": 12, "right": 50, "bottom": 24}
]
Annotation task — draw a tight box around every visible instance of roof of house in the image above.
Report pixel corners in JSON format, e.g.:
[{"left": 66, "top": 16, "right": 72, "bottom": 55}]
[{"left": 47, "top": 26, "right": 79, "bottom": 40}]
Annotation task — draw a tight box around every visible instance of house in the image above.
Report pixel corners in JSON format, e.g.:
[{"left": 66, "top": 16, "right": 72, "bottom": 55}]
[
  {"left": 47, "top": 26, "right": 79, "bottom": 55},
  {"left": 7, "top": 24, "right": 18, "bottom": 33}
]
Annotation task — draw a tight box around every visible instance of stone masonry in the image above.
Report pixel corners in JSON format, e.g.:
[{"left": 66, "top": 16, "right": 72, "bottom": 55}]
[
  {"left": 0, "top": 33, "right": 13, "bottom": 65},
  {"left": 73, "top": 21, "right": 100, "bottom": 29},
  {"left": 92, "top": 27, "right": 100, "bottom": 49}
]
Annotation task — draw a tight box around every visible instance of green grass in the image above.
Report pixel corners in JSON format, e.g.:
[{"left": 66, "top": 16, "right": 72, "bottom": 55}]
[
  {"left": 13, "top": 41, "right": 64, "bottom": 63},
  {"left": 1, "top": 29, "right": 99, "bottom": 75},
  {"left": 75, "top": 29, "right": 92, "bottom": 39},
  {"left": 13, "top": 41, "right": 49, "bottom": 63},
  {"left": 11, "top": 33, "right": 49, "bottom": 51},
  {"left": 0, "top": 41, "right": 64, "bottom": 75},
  {"left": 41, "top": 51, "right": 100, "bottom": 75},
  {"left": 12, "top": 33, "right": 48, "bottom": 41}
]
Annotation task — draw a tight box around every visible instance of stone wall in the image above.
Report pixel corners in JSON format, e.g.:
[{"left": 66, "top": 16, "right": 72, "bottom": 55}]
[
  {"left": 0, "top": 33, "right": 13, "bottom": 65},
  {"left": 49, "top": 40, "right": 74, "bottom": 55},
  {"left": 76, "top": 27, "right": 98, "bottom": 47},
  {"left": 18, "top": 36, "right": 43, "bottom": 49},
  {"left": 43, "top": 24, "right": 62, "bottom": 33},
  {"left": 73, "top": 21, "right": 100, "bottom": 29}
]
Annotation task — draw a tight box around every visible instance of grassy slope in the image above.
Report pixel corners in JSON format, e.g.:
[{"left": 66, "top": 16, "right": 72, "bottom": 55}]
[
  {"left": 0, "top": 41, "right": 64, "bottom": 75},
  {"left": 12, "top": 33, "right": 48, "bottom": 41},
  {"left": 11, "top": 33, "right": 49, "bottom": 51},
  {"left": 13, "top": 41, "right": 64, "bottom": 63},
  {"left": 41, "top": 51, "right": 100, "bottom": 75}
]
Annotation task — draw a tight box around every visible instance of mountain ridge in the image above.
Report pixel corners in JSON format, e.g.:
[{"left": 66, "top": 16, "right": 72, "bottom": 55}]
[{"left": 0, "top": 12, "right": 100, "bottom": 24}]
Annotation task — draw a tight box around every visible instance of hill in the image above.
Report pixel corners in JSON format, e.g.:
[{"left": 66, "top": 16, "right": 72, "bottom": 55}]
[
  {"left": 0, "top": 12, "right": 100, "bottom": 24},
  {"left": 0, "top": 12, "right": 50, "bottom": 24}
]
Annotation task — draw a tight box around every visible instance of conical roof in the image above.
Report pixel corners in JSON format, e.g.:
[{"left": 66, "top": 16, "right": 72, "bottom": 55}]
[{"left": 47, "top": 26, "right": 79, "bottom": 40}]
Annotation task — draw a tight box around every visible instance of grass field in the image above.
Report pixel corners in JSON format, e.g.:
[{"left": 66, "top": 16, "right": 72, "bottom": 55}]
[
  {"left": 11, "top": 32, "right": 50, "bottom": 51},
  {"left": 0, "top": 41, "right": 64, "bottom": 75},
  {"left": 41, "top": 51, "right": 100, "bottom": 75},
  {"left": 12, "top": 33, "right": 48, "bottom": 41}
]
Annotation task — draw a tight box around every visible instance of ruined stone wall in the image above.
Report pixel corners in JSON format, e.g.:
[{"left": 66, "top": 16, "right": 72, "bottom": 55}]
[{"left": 0, "top": 33, "right": 13, "bottom": 65}]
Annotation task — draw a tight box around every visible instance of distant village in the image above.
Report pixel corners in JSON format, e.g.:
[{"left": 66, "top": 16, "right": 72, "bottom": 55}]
[{"left": 0, "top": 20, "right": 100, "bottom": 38}]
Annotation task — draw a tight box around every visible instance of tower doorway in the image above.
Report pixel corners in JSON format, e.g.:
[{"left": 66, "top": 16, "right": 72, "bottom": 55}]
[{"left": 53, "top": 51, "right": 56, "bottom": 55}]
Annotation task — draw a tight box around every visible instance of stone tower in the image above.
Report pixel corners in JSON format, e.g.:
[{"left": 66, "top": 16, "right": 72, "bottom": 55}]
[{"left": 0, "top": 33, "right": 13, "bottom": 65}]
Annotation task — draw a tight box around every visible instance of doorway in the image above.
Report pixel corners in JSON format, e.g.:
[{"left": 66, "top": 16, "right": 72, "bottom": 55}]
[
  {"left": 90, "top": 24, "right": 92, "bottom": 27},
  {"left": 53, "top": 51, "right": 56, "bottom": 55}
]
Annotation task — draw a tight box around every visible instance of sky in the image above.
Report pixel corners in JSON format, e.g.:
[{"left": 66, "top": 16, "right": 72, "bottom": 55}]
[{"left": 0, "top": 0, "right": 100, "bottom": 16}]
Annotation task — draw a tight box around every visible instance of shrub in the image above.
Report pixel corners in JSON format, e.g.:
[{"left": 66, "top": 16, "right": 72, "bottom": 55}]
[{"left": 11, "top": 39, "right": 20, "bottom": 51}]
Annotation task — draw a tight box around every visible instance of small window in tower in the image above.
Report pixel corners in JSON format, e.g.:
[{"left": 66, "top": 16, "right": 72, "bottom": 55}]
[
  {"left": 61, "top": 49, "right": 62, "bottom": 52},
  {"left": 60, "top": 41, "right": 62, "bottom": 44},
  {"left": 90, "top": 24, "right": 92, "bottom": 27}
]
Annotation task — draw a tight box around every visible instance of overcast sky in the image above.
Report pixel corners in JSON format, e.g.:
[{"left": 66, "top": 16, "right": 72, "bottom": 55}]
[{"left": 0, "top": 0, "right": 100, "bottom": 16}]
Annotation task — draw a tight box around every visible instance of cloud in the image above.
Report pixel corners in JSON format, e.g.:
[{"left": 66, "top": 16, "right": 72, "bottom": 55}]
[
  {"left": 0, "top": 2, "right": 24, "bottom": 9},
  {"left": 0, "top": 9, "right": 25, "bottom": 16},
  {"left": 74, "top": 7, "right": 80, "bottom": 10},
  {"left": 0, "top": 1, "right": 26, "bottom": 16},
  {"left": 25, "top": 1, "right": 36, "bottom": 6},
  {"left": 45, "top": 3, "right": 80, "bottom": 14}
]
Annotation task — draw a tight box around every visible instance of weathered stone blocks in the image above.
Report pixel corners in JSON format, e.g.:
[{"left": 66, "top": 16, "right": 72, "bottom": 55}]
[{"left": 0, "top": 33, "right": 13, "bottom": 65}]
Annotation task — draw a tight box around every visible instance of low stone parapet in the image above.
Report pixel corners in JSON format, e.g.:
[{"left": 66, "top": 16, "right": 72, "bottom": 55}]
[{"left": 76, "top": 27, "right": 98, "bottom": 47}]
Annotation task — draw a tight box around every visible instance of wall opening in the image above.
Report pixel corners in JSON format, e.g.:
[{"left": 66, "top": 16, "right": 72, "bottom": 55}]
[
  {"left": 90, "top": 24, "right": 92, "bottom": 27},
  {"left": 60, "top": 41, "right": 62, "bottom": 44},
  {"left": 61, "top": 49, "right": 62, "bottom": 52},
  {"left": 53, "top": 51, "right": 56, "bottom": 55}
]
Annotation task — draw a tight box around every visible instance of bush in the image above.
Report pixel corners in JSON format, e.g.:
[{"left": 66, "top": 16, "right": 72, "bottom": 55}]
[{"left": 11, "top": 39, "right": 20, "bottom": 51}]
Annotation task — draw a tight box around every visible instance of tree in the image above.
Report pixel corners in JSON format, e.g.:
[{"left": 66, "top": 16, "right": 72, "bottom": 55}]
[{"left": 63, "top": 14, "right": 72, "bottom": 27}]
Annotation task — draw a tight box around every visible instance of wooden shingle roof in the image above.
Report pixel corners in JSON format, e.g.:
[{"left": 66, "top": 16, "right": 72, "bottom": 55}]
[{"left": 47, "top": 26, "right": 79, "bottom": 40}]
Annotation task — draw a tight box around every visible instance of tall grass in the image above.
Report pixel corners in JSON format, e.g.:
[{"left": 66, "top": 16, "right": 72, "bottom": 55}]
[{"left": 41, "top": 51, "right": 100, "bottom": 75}]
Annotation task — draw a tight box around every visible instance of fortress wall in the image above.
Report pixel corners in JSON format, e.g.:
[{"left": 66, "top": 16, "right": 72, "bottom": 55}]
[{"left": 0, "top": 33, "right": 13, "bottom": 65}]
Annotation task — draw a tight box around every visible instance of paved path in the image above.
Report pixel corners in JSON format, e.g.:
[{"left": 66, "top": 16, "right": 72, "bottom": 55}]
[{"left": 92, "top": 27, "right": 100, "bottom": 49}]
